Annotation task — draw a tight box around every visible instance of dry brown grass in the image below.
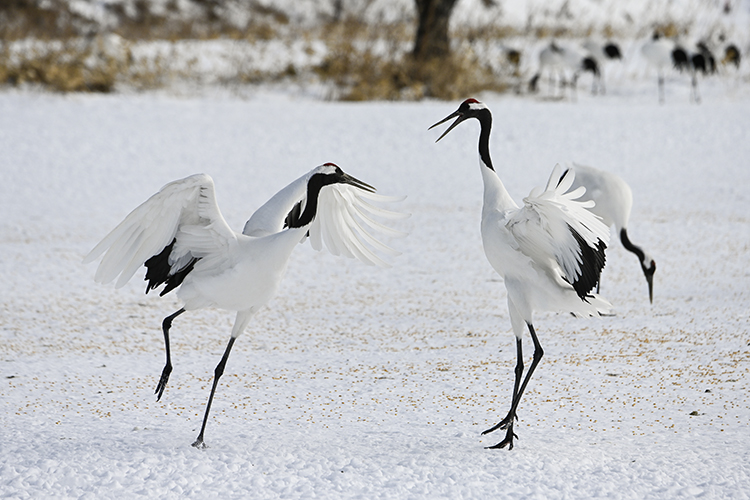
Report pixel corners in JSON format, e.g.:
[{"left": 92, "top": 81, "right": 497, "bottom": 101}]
[
  {"left": 0, "top": 42, "right": 121, "bottom": 92},
  {"left": 315, "top": 50, "right": 508, "bottom": 101},
  {"left": 0, "top": 3, "right": 512, "bottom": 98},
  {"left": 312, "top": 20, "right": 508, "bottom": 101}
]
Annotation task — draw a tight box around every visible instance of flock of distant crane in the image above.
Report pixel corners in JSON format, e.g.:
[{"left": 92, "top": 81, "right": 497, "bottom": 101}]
[
  {"left": 86, "top": 96, "right": 659, "bottom": 450},
  {"left": 526, "top": 31, "right": 742, "bottom": 103}
]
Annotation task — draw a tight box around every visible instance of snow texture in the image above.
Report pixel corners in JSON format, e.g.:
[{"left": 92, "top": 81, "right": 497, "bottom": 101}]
[{"left": 1, "top": 86, "right": 750, "bottom": 498}]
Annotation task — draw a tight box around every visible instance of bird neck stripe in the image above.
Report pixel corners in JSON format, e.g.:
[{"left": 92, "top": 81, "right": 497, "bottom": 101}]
[
  {"left": 287, "top": 173, "right": 328, "bottom": 228},
  {"left": 620, "top": 228, "right": 645, "bottom": 262},
  {"left": 477, "top": 111, "right": 494, "bottom": 172}
]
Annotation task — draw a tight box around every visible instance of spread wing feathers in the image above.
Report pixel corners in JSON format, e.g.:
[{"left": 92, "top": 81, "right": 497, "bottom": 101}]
[
  {"left": 83, "top": 174, "right": 237, "bottom": 289},
  {"left": 242, "top": 171, "right": 310, "bottom": 237},
  {"left": 308, "top": 184, "right": 409, "bottom": 268},
  {"left": 507, "top": 164, "right": 610, "bottom": 298}
]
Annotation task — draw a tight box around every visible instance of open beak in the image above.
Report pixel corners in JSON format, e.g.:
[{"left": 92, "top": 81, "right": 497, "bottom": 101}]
[
  {"left": 429, "top": 110, "right": 466, "bottom": 142},
  {"left": 342, "top": 172, "right": 376, "bottom": 193}
]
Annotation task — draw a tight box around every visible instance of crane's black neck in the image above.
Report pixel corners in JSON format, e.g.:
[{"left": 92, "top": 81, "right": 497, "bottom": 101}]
[
  {"left": 620, "top": 228, "right": 645, "bottom": 262},
  {"left": 476, "top": 109, "right": 495, "bottom": 172},
  {"left": 286, "top": 173, "right": 333, "bottom": 229}
]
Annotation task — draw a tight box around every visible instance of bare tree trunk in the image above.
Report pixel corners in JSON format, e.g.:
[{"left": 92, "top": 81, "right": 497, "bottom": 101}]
[{"left": 412, "top": 0, "right": 458, "bottom": 62}]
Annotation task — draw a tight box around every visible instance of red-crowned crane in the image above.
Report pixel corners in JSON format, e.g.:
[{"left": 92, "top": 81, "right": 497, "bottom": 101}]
[
  {"left": 529, "top": 41, "right": 601, "bottom": 100},
  {"left": 84, "top": 164, "right": 406, "bottom": 448},
  {"left": 429, "top": 99, "right": 611, "bottom": 450},
  {"left": 582, "top": 39, "right": 623, "bottom": 94},
  {"left": 564, "top": 163, "right": 656, "bottom": 303},
  {"left": 640, "top": 32, "right": 694, "bottom": 103}
]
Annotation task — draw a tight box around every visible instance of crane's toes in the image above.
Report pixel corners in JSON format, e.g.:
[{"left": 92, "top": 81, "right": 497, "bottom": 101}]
[
  {"left": 154, "top": 365, "right": 172, "bottom": 401},
  {"left": 485, "top": 431, "right": 518, "bottom": 450},
  {"left": 191, "top": 438, "right": 208, "bottom": 449},
  {"left": 481, "top": 413, "right": 516, "bottom": 435}
]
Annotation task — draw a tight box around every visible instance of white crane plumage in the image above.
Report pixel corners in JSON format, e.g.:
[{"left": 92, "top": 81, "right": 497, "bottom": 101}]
[
  {"left": 581, "top": 39, "right": 623, "bottom": 95},
  {"left": 430, "top": 99, "right": 611, "bottom": 450},
  {"left": 84, "top": 163, "right": 406, "bottom": 448},
  {"left": 564, "top": 163, "right": 656, "bottom": 303},
  {"left": 529, "top": 41, "right": 601, "bottom": 99},
  {"left": 640, "top": 32, "right": 693, "bottom": 103}
]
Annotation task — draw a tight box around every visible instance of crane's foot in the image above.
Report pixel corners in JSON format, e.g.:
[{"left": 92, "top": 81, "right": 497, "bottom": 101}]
[
  {"left": 191, "top": 437, "right": 207, "bottom": 449},
  {"left": 486, "top": 426, "right": 518, "bottom": 450},
  {"left": 481, "top": 412, "right": 517, "bottom": 435},
  {"left": 154, "top": 364, "right": 172, "bottom": 401}
]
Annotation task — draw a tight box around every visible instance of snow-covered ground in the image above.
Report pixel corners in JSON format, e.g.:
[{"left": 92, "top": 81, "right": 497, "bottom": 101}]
[{"left": 1, "top": 82, "right": 749, "bottom": 498}]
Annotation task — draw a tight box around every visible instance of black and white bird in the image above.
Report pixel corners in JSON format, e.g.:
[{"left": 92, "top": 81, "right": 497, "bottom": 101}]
[
  {"left": 84, "top": 164, "right": 406, "bottom": 448},
  {"left": 640, "top": 32, "right": 694, "bottom": 103},
  {"left": 691, "top": 41, "right": 717, "bottom": 76},
  {"left": 429, "top": 99, "right": 611, "bottom": 450},
  {"left": 680, "top": 40, "right": 719, "bottom": 103},
  {"left": 564, "top": 163, "right": 656, "bottom": 303},
  {"left": 582, "top": 39, "right": 623, "bottom": 94},
  {"left": 529, "top": 41, "right": 601, "bottom": 100}
]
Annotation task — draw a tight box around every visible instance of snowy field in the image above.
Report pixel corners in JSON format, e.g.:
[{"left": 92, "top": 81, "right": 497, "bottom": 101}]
[{"left": 1, "top": 80, "right": 750, "bottom": 498}]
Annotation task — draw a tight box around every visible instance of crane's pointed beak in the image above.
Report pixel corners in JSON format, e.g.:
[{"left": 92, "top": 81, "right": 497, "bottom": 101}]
[
  {"left": 429, "top": 110, "right": 466, "bottom": 143},
  {"left": 341, "top": 173, "right": 376, "bottom": 193},
  {"left": 646, "top": 272, "right": 654, "bottom": 304}
]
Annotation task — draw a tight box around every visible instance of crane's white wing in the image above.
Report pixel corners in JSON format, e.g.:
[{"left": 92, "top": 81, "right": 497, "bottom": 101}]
[
  {"left": 506, "top": 164, "right": 610, "bottom": 296},
  {"left": 242, "top": 170, "right": 310, "bottom": 237},
  {"left": 309, "top": 185, "right": 408, "bottom": 268},
  {"left": 83, "top": 174, "right": 237, "bottom": 288},
  {"left": 242, "top": 166, "right": 408, "bottom": 267}
]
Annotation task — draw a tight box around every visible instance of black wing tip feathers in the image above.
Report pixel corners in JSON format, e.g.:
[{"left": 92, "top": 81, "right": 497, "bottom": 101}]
[
  {"left": 568, "top": 225, "right": 607, "bottom": 300},
  {"left": 144, "top": 239, "right": 199, "bottom": 296}
]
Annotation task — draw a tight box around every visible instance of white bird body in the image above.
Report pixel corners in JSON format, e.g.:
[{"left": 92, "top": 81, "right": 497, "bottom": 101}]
[
  {"left": 641, "top": 36, "right": 680, "bottom": 70},
  {"left": 567, "top": 163, "right": 631, "bottom": 229},
  {"left": 177, "top": 230, "right": 301, "bottom": 313},
  {"left": 530, "top": 42, "right": 602, "bottom": 98},
  {"left": 478, "top": 166, "right": 610, "bottom": 327},
  {"left": 641, "top": 33, "right": 696, "bottom": 103},
  {"left": 430, "top": 99, "right": 610, "bottom": 450},
  {"left": 538, "top": 43, "right": 566, "bottom": 71},
  {"left": 84, "top": 164, "right": 406, "bottom": 447},
  {"left": 565, "top": 163, "right": 656, "bottom": 302},
  {"left": 582, "top": 40, "right": 609, "bottom": 62}
]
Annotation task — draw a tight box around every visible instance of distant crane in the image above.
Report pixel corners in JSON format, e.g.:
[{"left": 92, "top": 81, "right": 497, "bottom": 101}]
[
  {"left": 640, "top": 32, "right": 694, "bottom": 103},
  {"left": 430, "top": 99, "right": 611, "bottom": 450},
  {"left": 529, "top": 41, "right": 601, "bottom": 99},
  {"left": 564, "top": 163, "right": 656, "bottom": 303},
  {"left": 582, "top": 39, "right": 623, "bottom": 94},
  {"left": 84, "top": 164, "right": 406, "bottom": 448}
]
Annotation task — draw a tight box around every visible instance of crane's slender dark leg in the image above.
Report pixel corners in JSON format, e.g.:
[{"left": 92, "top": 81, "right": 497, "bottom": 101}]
[
  {"left": 484, "top": 323, "right": 544, "bottom": 450},
  {"left": 658, "top": 74, "right": 665, "bottom": 104},
  {"left": 155, "top": 308, "right": 185, "bottom": 401},
  {"left": 192, "top": 336, "right": 237, "bottom": 449},
  {"left": 483, "top": 337, "right": 523, "bottom": 436},
  {"left": 571, "top": 73, "right": 579, "bottom": 102}
]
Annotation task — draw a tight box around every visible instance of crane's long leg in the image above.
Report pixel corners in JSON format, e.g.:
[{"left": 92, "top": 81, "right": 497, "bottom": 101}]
[
  {"left": 483, "top": 337, "right": 523, "bottom": 436},
  {"left": 570, "top": 73, "right": 579, "bottom": 102},
  {"left": 483, "top": 322, "right": 544, "bottom": 450},
  {"left": 192, "top": 336, "right": 237, "bottom": 449},
  {"left": 155, "top": 308, "right": 185, "bottom": 401},
  {"left": 658, "top": 74, "right": 665, "bottom": 104},
  {"left": 691, "top": 74, "right": 701, "bottom": 104}
]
